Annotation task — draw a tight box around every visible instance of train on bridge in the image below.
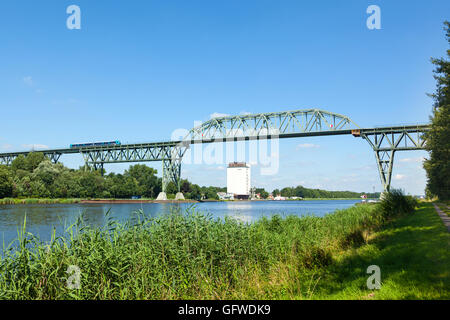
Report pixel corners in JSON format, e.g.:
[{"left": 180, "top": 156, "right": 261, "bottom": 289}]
[{"left": 69, "top": 140, "right": 121, "bottom": 148}]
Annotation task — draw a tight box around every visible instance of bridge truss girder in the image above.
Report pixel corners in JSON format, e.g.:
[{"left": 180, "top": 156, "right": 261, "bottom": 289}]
[
  {"left": 80, "top": 142, "right": 189, "bottom": 193},
  {"left": 0, "top": 155, "right": 16, "bottom": 166},
  {"left": 45, "top": 152, "right": 62, "bottom": 164},
  {"left": 0, "top": 152, "right": 62, "bottom": 165},
  {"left": 187, "top": 109, "right": 359, "bottom": 141}
]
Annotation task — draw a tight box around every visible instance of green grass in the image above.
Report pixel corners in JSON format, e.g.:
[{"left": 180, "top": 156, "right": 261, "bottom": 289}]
[
  {"left": 311, "top": 202, "right": 450, "bottom": 299},
  {"left": 0, "top": 194, "right": 447, "bottom": 300}
]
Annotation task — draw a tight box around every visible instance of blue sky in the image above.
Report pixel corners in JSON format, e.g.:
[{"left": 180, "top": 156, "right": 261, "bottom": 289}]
[{"left": 0, "top": 0, "right": 448, "bottom": 195}]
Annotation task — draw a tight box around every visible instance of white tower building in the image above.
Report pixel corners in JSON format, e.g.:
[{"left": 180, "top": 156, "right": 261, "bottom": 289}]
[{"left": 227, "top": 162, "right": 251, "bottom": 199}]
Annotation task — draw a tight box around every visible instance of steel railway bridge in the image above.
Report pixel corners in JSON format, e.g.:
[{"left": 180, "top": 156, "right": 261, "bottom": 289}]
[{"left": 0, "top": 109, "right": 430, "bottom": 198}]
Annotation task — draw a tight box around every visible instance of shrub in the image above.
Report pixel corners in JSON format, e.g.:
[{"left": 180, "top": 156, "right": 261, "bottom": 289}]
[
  {"left": 300, "top": 247, "right": 333, "bottom": 269},
  {"left": 379, "top": 189, "right": 417, "bottom": 220}
]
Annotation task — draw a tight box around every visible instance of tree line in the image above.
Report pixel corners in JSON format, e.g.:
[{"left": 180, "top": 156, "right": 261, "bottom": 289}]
[
  {"left": 266, "top": 186, "right": 379, "bottom": 199},
  {"left": 0, "top": 152, "right": 225, "bottom": 200},
  {"left": 423, "top": 21, "right": 450, "bottom": 200},
  {"left": 0, "top": 152, "right": 379, "bottom": 200}
]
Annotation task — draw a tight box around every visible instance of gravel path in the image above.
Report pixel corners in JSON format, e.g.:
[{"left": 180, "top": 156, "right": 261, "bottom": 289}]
[{"left": 433, "top": 203, "right": 450, "bottom": 232}]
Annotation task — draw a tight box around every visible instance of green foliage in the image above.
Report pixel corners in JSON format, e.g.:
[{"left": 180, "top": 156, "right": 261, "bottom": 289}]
[
  {"left": 2, "top": 152, "right": 165, "bottom": 199},
  {"left": 0, "top": 203, "right": 387, "bottom": 299},
  {"left": 313, "top": 203, "right": 450, "bottom": 300},
  {"left": 0, "top": 166, "right": 13, "bottom": 198},
  {"left": 125, "top": 164, "right": 161, "bottom": 197},
  {"left": 424, "top": 21, "right": 450, "bottom": 200},
  {"left": 11, "top": 152, "right": 46, "bottom": 172},
  {"left": 2, "top": 152, "right": 378, "bottom": 201},
  {"left": 200, "top": 186, "right": 223, "bottom": 200},
  {"left": 1, "top": 153, "right": 227, "bottom": 200},
  {"left": 255, "top": 188, "right": 269, "bottom": 199},
  {"left": 11, "top": 155, "right": 27, "bottom": 172},
  {"left": 0, "top": 193, "right": 432, "bottom": 300},
  {"left": 185, "top": 183, "right": 202, "bottom": 200},
  {"left": 379, "top": 189, "right": 417, "bottom": 220},
  {"left": 275, "top": 185, "right": 379, "bottom": 199},
  {"left": 165, "top": 181, "right": 178, "bottom": 196}
]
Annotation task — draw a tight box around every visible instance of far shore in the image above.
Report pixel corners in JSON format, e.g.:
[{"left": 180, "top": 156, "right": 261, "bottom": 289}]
[
  {"left": 81, "top": 199, "right": 200, "bottom": 204},
  {"left": 0, "top": 197, "right": 370, "bottom": 205}
]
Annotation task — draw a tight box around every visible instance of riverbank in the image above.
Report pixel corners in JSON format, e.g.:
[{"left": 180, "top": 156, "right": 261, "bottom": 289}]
[
  {"left": 0, "top": 197, "right": 369, "bottom": 205},
  {"left": 0, "top": 198, "right": 82, "bottom": 205},
  {"left": 0, "top": 198, "right": 200, "bottom": 204},
  {"left": 1, "top": 192, "right": 444, "bottom": 300},
  {"left": 81, "top": 199, "right": 199, "bottom": 204},
  {"left": 310, "top": 202, "right": 450, "bottom": 299}
]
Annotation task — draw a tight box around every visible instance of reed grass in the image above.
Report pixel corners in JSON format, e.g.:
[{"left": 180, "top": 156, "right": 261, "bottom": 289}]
[{"left": 0, "top": 192, "right": 416, "bottom": 300}]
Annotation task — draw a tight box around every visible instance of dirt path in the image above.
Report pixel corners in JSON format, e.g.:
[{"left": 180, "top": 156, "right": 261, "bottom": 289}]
[{"left": 433, "top": 203, "right": 450, "bottom": 232}]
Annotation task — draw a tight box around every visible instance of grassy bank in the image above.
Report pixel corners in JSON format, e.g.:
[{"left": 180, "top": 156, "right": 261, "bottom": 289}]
[
  {"left": 311, "top": 202, "right": 449, "bottom": 299},
  {"left": 0, "top": 193, "right": 447, "bottom": 300}
]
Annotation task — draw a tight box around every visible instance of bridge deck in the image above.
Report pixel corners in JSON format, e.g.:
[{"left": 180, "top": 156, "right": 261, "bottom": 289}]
[{"left": 0, "top": 124, "right": 430, "bottom": 159}]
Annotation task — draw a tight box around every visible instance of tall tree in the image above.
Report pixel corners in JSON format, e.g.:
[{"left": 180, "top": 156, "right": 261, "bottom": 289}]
[
  {"left": 0, "top": 166, "right": 13, "bottom": 198},
  {"left": 124, "top": 164, "right": 160, "bottom": 197},
  {"left": 423, "top": 21, "right": 450, "bottom": 200}
]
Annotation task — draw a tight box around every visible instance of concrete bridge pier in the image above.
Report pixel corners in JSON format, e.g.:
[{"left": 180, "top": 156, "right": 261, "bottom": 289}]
[
  {"left": 175, "top": 192, "right": 185, "bottom": 200},
  {"left": 156, "top": 192, "right": 167, "bottom": 201},
  {"left": 155, "top": 192, "right": 185, "bottom": 201}
]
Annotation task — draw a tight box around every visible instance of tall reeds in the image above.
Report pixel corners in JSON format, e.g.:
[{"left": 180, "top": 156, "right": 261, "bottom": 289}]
[{"left": 0, "top": 192, "right": 414, "bottom": 299}]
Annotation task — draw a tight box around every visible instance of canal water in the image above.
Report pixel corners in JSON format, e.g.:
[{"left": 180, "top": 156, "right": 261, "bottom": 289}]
[{"left": 0, "top": 200, "right": 360, "bottom": 248}]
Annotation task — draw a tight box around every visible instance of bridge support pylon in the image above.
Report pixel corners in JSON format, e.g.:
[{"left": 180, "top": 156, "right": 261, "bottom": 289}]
[
  {"left": 160, "top": 143, "right": 188, "bottom": 195},
  {"left": 161, "top": 159, "right": 181, "bottom": 193},
  {"left": 156, "top": 160, "right": 182, "bottom": 201},
  {"left": 373, "top": 150, "right": 395, "bottom": 193},
  {"left": 93, "top": 162, "right": 104, "bottom": 176}
]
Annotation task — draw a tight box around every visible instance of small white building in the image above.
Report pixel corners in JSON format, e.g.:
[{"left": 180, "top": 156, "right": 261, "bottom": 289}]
[
  {"left": 227, "top": 162, "right": 251, "bottom": 199},
  {"left": 217, "top": 192, "right": 234, "bottom": 200}
]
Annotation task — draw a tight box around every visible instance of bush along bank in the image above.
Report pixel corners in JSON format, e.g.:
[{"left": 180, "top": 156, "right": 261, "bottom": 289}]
[{"left": 0, "top": 191, "right": 417, "bottom": 299}]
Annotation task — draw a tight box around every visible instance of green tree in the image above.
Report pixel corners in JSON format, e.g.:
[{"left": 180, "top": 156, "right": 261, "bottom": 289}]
[
  {"left": 11, "top": 155, "right": 27, "bottom": 172},
  {"left": 77, "top": 171, "right": 105, "bottom": 198},
  {"left": 54, "top": 170, "right": 79, "bottom": 198},
  {"left": 255, "top": 188, "right": 269, "bottom": 199},
  {"left": 424, "top": 21, "right": 450, "bottom": 200},
  {"left": 281, "top": 187, "right": 294, "bottom": 197},
  {"left": 180, "top": 179, "right": 192, "bottom": 194},
  {"left": 0, "top": 166, "right": 13, "bottom": 198},
  {"left": 165, "top": 181, "right": 178, "bottom": 196},
  {"left": 32, "top": 160, "right": 64, "bottom": 196},
  {"left": 124, "top": 164, "right": 160, "bottom": 198},
  {"left": 187, "top": 184, "right": 202, "bottom": 200},
  {"left": 203, "top": 186, "right": 219, "bottom": 200},
  {"left": 24, "top": 152, "right": 46, "bottom": 172}
]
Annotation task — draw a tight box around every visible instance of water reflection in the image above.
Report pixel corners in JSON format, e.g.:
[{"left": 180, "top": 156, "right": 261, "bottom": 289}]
[{"left": 226, "top": 201, "right": 252, "bottom": 210}]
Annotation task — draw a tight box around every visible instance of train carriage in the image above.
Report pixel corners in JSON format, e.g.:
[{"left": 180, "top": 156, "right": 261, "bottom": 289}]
[{"left": 70, "top": 140, "right": 121, "bottom": 148}]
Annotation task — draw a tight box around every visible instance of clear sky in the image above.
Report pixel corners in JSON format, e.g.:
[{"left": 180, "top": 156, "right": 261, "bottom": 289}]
[{"left": 1, "top": 0, "right": 449, "bottom": 195}]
